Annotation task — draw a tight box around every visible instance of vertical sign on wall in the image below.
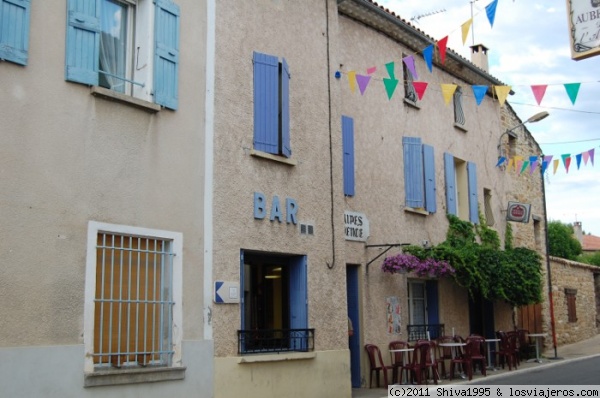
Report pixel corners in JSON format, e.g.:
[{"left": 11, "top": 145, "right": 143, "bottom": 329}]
[{"left": 386, "top": 296, "right": 402, "bottom": 335}]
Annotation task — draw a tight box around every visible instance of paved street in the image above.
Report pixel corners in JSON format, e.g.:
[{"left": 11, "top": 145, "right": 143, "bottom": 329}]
[{"left": 353, "top": 334, "right": 600, "bottom": 398}]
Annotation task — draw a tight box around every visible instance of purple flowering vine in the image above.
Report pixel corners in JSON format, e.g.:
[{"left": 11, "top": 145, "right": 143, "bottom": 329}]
[{"left": 381, "top": 253, "right": 455, "bottom": 278}]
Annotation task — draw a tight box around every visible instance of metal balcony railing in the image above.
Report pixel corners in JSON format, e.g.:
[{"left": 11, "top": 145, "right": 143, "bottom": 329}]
[
  {"left": 407, "top": 324, "right": 445, "bottom": 341},
  {"left": 237, "top": 329, "right": 315, "bottom": 354}
]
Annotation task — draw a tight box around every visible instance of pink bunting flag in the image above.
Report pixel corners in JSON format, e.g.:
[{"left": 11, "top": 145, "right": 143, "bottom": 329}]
[
  {"left": 412, "top": 82, "right": 428, "bottom": 100},
  {"left": 437, "top": 36, "right": 448, "bottom": 65},
  {"left": 403, "top": 55, "right": 418, "bottom": 80},
  {"left": 355, "top": 74, "right": 371, "bottom": 95},
  {"left": 367, "top": 66, "right": 377, "bottom": 75},
  {"left": 562, "top": 154, "right": 572, "bottom": 173},
  {"left": 531, "top": 85, "right": 548, "bottom": 105}
]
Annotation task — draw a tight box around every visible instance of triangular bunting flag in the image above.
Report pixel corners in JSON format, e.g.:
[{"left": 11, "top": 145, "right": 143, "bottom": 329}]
[
  {"left": 496, "top": 156, "right": 507, "bottom": 168},
  {"left": 576, "top": 153, "right": 583, "bottom": 169},
  {"left": 507, "top": 158, "right": 515, "bottom": 172},
  {"left": 553, "top": 159, "right": 559, "bottom": 174},
  {"left": 472, "top": 85, "right": 488, "bottom": 105},
  {"left": 590, "top": 148, "right": 595, "bottom": 166},
  {"left": 403, "top": 56, "right": 418, "bottom": 80},
  {"left": 356, "top": 74, "right": 371, "bottom": 95},
  {"left": 385, "top": 62, "right": 395, "bottom": 79},
  {"left": 583, "top": 150, "right": 590, "bottom": 165},
  {"left": 562, "top": 154, "right": 572, "bottom": 173},
  {"left": 423, "top": 45, "right": 434, "bottom": 73},
  {"left": 461, "top": 19, "right": 473, "bottom": 45},
  {"left": 531, "top": 85, "right": 547, "bottom": 105},
  {"left": 441, "top": 84, "right": 458, "bottom": 105},
  {"left": 542, "top": 155, "right": 553, "bottom": 174},
  {"left": 383, "top": 77, "right": 399, "bottom": 100},
  {"left": 367, "top": 66, "right": 377, "bottom": 75},
  {"left": 520, "top": 160, "right": 530, "bottom": 175},
  {"left": 347, "top": 71, "right": 357, "bottom": 93},
  {"left": 564, "top": 83, "right": 581, "bottom": 105},
  {"left": 437, "top": 36, "right": 448, "bottom": 65},
  {"left": 493, "top": 86, "right": 511, "bottom": 106},
  {"left": 485, "top": 0, "right": 499, "bottom": 27},
  {"left": 529, "top": 156, "right": 539, "bottom": 175},
  {"left": 412, "top": 82, "right": 428, "bottom": 100}
]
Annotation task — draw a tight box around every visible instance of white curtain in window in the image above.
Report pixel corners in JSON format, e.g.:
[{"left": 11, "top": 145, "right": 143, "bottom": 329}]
[{"left": 99, "top": 0, "right": 128, "bottom": 92}]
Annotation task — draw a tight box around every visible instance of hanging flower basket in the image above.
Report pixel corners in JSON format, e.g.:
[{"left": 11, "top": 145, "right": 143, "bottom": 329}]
[{"left": 381, "top": 253, "right": 455, "bottom": 278}]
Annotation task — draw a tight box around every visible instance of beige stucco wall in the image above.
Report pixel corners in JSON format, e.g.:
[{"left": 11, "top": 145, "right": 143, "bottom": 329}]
[
  {"left": 0, "top": 2, "right": 211, "bottom": 396},
  {"left": 211, "top": 0, "right": 351, "bottom": 396}
]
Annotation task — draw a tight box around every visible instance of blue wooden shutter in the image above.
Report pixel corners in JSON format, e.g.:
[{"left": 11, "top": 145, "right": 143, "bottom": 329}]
[
  {"left": 281, "top": 58, "right": 291, "bottom": 157},
  {"left": 65, "top": 0, "right": 100, "bottom": 85},
  {"left": 444, "top": 152, "right": 457, "bottom": 216},
  {"left": 423, "top": 144, "right": 436, "bottom": 213},
  {"left": 154, "top": 0, "right": 180, "bottom": 110},
  {"left": 467, "top": 161, "right": 479, "bottom": 224},
  {"left": 425, "top": 281, "right": 439, "bottom": 338},
  {"left": 403, "top": 137, "right": 424, "bottom": 208},
  {"left": 342, "top": 115, "right": 355, "bottom": 196},
  {"left": 289, "top": 256, "right": 308, "bottom": 350},
  {"left": 0, "top": 0, "right": 30, "bottom": 65},
  {"left": 253, "top": 52, "right": 279, "bottom": 154}
]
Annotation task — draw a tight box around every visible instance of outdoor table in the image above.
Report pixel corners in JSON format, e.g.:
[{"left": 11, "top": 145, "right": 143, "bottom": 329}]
[
  {"left": 527, "top": 333, "right": 548, "bottom": 363},
  {"left": 389, "top": 348, "right": 413, "bottom": 384},
  {"left": 484, "top": 338, "right": 500, "bottom": 370}
]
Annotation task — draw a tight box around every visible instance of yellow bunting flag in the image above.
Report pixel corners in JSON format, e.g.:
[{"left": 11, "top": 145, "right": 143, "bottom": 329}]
[
  {"left": 461, "top": 19, "right": 473, "bottom": 45},
  {"left": 493, "top": 85, "right": 511, "bottom": 106},
  {"left": 440, "top": 84, "right": 457, "bottom": 105},
  {"left": 347, "top": 71, "right": 357, "bottom": 93},
  {"left": 553, "top": 159, "right": 559, "bottom": 174}
]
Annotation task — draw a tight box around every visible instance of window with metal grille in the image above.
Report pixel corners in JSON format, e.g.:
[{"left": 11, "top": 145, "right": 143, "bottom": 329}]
[
  {"left": 484, "top": 188, "right": 495, "bottom": 227},
  {"left": 403, "top": 55, "right": 418, "bottom": 103},
  {"left": 453, "top": 86, "right": 465, "bottom": 125},
  {"left": 84, "top": 222, "right": 182, "bottom": 375}
]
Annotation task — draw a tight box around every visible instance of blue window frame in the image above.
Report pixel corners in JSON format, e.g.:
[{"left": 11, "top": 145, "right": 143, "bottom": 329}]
[
  {"left": 65, "top": 0, "right": 180, "bottom": 110},
  {"left": 0, "top": 0, "right": 31, "bottom": 65},
  {"left": 444, "top": 152, "right": 478, "bottom": 223},
  {"left": 403, "top": 137, "right": 436, "bottom": 213},
  {"left": 253, "top": 51, "right": 291, "bottom": 157},
  {"left": 342, "top": 115, "right": 355, "bottom": 197}
]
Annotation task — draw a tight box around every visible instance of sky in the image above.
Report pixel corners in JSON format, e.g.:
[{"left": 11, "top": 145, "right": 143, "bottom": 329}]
[{"left": 378, "top": 0, "right": 600, "bottom": 236}]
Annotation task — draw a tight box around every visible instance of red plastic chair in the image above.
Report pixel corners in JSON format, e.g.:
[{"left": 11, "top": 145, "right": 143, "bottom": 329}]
[
  {"left": 495, "top": 331, "right": 518, "bottom": 370},
  {"left": 365, "top": 344, "right": 391, "bottom": 388},
  {"left": 466, "top": 336, "right": 487, "bottom": 377},
  {"left": 436, "top": 336, "right": 455, "bottom": 379},
  {"left": 388, "top": 340, "right": 410, "bottom": 384},
  {"left": 404, "top": 340, "right": 439, "bottom": 385}
]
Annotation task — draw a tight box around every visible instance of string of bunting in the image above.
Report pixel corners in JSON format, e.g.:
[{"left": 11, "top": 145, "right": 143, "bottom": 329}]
[
  {"left": 496, "top": 148, "right": 596, "bottom": 175},
  {"left": 342, "top": 0, "right": 588, "bottom": 107}
]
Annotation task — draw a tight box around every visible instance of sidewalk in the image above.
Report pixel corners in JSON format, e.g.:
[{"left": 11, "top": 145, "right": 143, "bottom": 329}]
[{"left": 352, "top": 334, "right": 600, "bottom": 398}]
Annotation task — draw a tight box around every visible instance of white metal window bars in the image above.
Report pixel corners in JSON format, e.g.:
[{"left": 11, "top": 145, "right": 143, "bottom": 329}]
[
  {"left": 453, "top": 86, "right": 465, "bottom": 126},
  {"left": 94, "top": 233, "right": 175, "bottom": 368}
]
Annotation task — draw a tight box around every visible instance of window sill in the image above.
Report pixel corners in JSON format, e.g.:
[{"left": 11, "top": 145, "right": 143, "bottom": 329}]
[
  {"left": 84, "top": 366, "right": 186, "bottom": 388},
  {"left": 250, "top": 149, "right": 298, "bottom": 166},
  {"left": 453, "top": 123, "right": 467, "bottom": 133},
  {"left": 237, "top": 351, "right": 316, "bottom": 364},
  {"left": 90, "top": 86, "right": 161, "bottom": 113},
  {"left": 404, "top": 207, "right": 429, "bottom": 216},
  {"left": 404, "top": 98, "right": 420, "bottom": 109}
]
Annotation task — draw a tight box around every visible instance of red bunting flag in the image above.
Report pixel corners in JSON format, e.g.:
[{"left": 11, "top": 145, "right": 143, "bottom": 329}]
[
  {"left": 530, "top": 85, "right": 547, "bottom": 105},
  {"left": 437, "top": 36, "right": 448, "bottom": 65},
  {"left": 412, "top": 82, "right": 429, "bottom": 100}
]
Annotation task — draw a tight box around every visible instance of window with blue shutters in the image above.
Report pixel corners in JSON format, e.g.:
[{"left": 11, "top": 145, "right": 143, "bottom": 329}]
[
  {"left": 0, "top": 0, "right": 31, "bottom": 65},
  {"left": 444, "top": 153, "right": 479, "bottom": 223},
  {"left": 403, "top": 137, "right": 436, "bottom": 213},
  {"left": 342, "top": 116, "right": 355, "bottom": 196},
  {"left": 253, "top": 52, "right": 291, "bottom": 158},
  {"left": 65, "top": 0, "right": 180, "bottom": 110}
]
